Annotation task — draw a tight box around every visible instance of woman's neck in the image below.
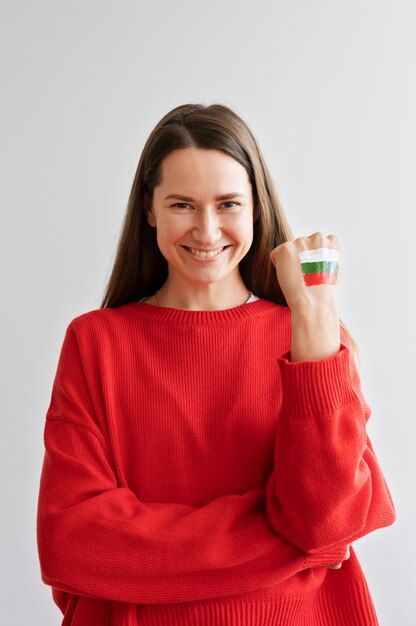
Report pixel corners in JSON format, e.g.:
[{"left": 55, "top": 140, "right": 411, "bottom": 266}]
[{"left": 144, "top": 281, "right": 252, "bottom": 311}]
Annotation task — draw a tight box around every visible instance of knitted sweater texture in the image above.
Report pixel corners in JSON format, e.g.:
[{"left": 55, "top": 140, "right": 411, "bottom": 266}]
[{"left": 36, "top": 298, "right": 396, "bottom": 626}]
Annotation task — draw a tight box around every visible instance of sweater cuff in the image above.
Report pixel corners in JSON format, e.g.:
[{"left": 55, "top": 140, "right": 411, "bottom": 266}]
[{"left": 277, "top": 342, "right": 359, "bottom": 416}]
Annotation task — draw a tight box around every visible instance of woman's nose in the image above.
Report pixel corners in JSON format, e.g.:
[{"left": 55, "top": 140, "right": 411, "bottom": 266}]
[{"left": 192, "top": 210, "right": 222, "bottom": 244}]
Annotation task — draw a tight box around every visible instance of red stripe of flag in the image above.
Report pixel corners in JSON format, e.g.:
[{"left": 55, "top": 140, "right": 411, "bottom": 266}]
[{"left": 303, "top": 272, "right": 338, "bottom": 286}]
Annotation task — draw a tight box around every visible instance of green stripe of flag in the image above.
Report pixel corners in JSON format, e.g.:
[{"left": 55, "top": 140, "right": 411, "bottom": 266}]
[{"left": 301, "top": 260, "right": 339, "bottom": 275}]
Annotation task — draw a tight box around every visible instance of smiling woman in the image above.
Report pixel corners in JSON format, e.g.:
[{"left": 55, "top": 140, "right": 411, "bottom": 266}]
[
  {"left": 36, "top": 102, "right": 396, "bottom": 626},
  {"left": 96, "top": 103, "right": 300, "bottom": 316},
  {"left": 143, "top": 147, "right": 257, "bottom": 310}
]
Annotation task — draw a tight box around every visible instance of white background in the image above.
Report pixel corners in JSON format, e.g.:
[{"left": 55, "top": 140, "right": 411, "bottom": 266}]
[{"left": 1, "top": 1, "right": 414, "bottom": 624}]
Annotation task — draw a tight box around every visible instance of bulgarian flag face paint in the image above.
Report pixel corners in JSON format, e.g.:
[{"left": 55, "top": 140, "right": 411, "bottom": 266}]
[{"left": 298, "top": 247, "right": 340, "bottom": 287}]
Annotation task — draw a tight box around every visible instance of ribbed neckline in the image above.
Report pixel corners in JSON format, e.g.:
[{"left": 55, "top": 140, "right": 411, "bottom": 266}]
[{"left": 121, "top": 298, "right": 282, "bottom": 326}]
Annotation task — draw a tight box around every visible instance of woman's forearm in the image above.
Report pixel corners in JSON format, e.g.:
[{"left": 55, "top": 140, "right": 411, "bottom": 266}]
[{"left": 290, "top": 307, "right": 340, "bottom": 362}]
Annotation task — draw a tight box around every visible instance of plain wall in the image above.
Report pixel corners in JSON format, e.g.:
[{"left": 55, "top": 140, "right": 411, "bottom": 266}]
[{"left": 1, "top": 1, "right": 414, "bottom": 624}]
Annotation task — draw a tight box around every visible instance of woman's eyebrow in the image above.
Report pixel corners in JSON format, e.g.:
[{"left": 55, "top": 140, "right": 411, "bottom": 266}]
[{"left": 164, "top": 193, "right": 247, "bottom": 201}]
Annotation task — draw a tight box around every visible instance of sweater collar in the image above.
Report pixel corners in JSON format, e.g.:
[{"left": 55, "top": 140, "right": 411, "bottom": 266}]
[{"left": 121, "top": 298, "right": 280, "bottom": 326}]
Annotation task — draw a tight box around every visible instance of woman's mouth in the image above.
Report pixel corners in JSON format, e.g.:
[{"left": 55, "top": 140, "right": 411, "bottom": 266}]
[{"left": 181, "top": 245, "right": 231, "bottom": 261}]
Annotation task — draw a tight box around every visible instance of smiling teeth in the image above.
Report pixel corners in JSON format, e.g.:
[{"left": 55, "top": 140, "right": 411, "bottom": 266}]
[{"left": 188, "top": 247, "right": 224, "bottom": 258}]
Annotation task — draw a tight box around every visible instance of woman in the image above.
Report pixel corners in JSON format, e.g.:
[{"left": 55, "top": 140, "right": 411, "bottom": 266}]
[{"left": 37, "top": 103, "right": 396, "bottom": 625}]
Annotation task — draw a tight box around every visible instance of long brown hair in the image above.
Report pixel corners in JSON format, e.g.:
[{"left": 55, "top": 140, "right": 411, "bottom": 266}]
[{"left": 100, "top": 102, "right": 360, "bottom": 362}]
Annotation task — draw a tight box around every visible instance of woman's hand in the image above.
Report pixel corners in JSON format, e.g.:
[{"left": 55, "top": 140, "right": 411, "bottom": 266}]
[
  {"left": 326, "top": 544, "right": 351, "bottom": 569},
  {"left": 270, "top": 232, "right": 341, "bottom": 315},
  {"left": 270, "top": 232, "right": 342, "bottom": 361}
]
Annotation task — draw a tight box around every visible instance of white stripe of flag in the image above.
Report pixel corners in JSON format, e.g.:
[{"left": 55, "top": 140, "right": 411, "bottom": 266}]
[{"left": 298, "top": 247, "right": 340, "bottom": 263}]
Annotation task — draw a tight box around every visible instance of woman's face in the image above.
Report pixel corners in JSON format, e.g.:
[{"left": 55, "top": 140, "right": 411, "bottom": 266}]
[{"left": 147, "top": 147, "right": 256, "bottom": 287}]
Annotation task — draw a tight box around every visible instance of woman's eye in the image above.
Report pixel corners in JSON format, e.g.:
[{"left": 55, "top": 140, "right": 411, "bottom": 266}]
[{"left": 171, "top": 202, "right": 239, "bottom": 209}]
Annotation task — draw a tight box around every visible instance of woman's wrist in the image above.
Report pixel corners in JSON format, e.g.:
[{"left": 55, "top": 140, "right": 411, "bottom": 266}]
[{"left": 290, "top": 307, "right": 340, "bottom": 362}]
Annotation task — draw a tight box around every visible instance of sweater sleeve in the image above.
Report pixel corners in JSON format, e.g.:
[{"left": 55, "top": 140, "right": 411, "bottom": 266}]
[
  {"left": 37, "top": 320, "right": 349, "bottom": 605},
  {"left": 265, "top": 325, "right": 397, "bottom": 554}
]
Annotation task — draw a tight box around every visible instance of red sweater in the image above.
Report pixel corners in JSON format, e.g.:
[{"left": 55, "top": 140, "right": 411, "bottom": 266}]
[{"left": 36, "top": 298, "right": 396, "bottom": 626}]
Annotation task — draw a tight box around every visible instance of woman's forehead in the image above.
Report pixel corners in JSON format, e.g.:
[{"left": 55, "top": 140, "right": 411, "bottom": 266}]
[{"left": 158, "top": 148, "right": 252, "bottom": 195}]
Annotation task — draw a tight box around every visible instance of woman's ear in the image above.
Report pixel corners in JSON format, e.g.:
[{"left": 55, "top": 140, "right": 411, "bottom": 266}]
[
  {"left": 147, "top": 207, "right": 156, "bottom": 228},
  {"left": 144, "top": 192, "right": 156, "bottom": 228}
]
